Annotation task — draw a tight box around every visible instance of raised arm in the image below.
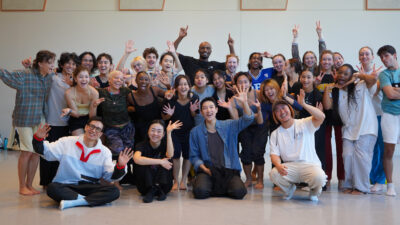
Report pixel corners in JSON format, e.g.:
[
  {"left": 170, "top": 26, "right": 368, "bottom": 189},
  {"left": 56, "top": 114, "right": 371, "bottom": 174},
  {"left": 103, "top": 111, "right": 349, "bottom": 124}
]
[
  {"left": 291, "top": 24, "right": 301, "bottom": 62},
  {"left": 316, "top": 21, "right": 327, "bottom": 56},
  {"left": 227, "top": 33, "right": 235, "bottom": 55},
  {"left": 167, "top": 40, "right": 183, "bottom": 73},
  {"left": 166, "top": 120, "right": 182, "bottom": 158},
  {"left": 174, "top": 25, "right": 188, "bottom": 51},
  {"left": 298, "top": 89, "right": 325, "bottom": 127},
  {"left": 116, "top": 40, "right": 137, "bottom": 71}
]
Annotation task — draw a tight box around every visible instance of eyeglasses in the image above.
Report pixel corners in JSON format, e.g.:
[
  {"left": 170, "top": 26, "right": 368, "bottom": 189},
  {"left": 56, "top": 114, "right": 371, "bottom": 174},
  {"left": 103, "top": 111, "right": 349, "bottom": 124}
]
[{"left": 87, "top": 124, "right": 103, "bottom": 133}]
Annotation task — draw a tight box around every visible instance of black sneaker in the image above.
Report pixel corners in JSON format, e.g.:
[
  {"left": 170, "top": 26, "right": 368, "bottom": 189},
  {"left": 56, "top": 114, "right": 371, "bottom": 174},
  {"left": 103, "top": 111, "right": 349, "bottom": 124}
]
[
  {"left": 143, "top": 188, "right": 155, "bottom": 203},
  {"left": 157, "top": 188, "right": 166, "bottom": 201}
]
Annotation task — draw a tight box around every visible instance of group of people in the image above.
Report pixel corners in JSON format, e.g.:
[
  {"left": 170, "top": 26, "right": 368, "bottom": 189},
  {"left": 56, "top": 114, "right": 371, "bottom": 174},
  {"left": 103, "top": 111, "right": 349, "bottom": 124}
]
[{"left": 0, "top": 22, "right": 399, "bottom": 210}]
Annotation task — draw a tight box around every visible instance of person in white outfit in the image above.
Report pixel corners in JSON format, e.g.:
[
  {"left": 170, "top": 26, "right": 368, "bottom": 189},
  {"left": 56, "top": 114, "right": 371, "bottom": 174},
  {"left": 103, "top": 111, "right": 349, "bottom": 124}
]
[{"left": 269, "top": 89, "right": 327, "bottom": 202}]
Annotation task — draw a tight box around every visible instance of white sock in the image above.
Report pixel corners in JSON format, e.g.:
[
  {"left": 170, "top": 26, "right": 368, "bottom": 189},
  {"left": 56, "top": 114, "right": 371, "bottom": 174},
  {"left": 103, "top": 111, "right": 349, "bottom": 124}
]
[
  {"left": 59, "top": 195, "right": 89, "bottom": 210},
  {"left": 386, "top": 183, "right": 396, "bottom": 196}
]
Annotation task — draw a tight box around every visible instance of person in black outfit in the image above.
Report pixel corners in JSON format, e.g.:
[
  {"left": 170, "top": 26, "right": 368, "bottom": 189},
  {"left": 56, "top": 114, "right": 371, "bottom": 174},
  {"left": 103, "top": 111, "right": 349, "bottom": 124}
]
[
  {"left": 173, "top": 25, "right": 235, "bottom": 84},
  {"left": 212, "top": 70, "right": 234, "bottom": 120},
  {"left": 133, "top": 120, "right": 182, "bottom": 203}
]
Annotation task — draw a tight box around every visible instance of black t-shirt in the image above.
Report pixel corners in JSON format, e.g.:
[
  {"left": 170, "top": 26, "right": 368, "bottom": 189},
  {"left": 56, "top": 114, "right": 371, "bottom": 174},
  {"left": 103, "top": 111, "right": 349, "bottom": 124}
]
[
  {"left": 207, "top": 131, "right": 225, "bottom": 168},
  {"left": 178, "top": 54, "right": 225, "bottom": 84},
  {"left": 212, "top": 88, "right": 234, "bottom": 120},
  {"left": 135, "top": 140, "right": 167, "bottom": 159},
  {"left": 294, "top": 88, "right": 322, "bottom": 119},
  {"left": 162, "top": 93, "right": 199, "bottom": 133},
  {"left": 98, "top": 87, "right": 131, "bottom": 126}
]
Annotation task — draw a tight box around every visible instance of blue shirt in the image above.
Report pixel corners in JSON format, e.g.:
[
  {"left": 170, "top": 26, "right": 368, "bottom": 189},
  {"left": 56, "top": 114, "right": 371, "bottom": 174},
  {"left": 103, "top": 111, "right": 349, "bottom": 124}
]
[
  {"left": 249, "top": 67, "right": 273, "bottom": 90},
  {"left": 189, "top": 113, "right": 254, "bottom": 171},
  {"left": 379, "top": 68, "right": 400, "bottom": 115}
]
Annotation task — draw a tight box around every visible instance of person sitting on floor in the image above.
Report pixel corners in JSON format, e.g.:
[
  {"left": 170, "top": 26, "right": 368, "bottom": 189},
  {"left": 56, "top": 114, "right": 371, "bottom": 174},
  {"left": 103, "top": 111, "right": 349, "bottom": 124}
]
[
  {"left": 269, "top": 89, "right": 327, "bottom": 202},
  {"left": 32, "top": 116, "right": 133, "bottom": 210},
  {"left": 189, "top": 87, "right": 254, "bottom": 200}
]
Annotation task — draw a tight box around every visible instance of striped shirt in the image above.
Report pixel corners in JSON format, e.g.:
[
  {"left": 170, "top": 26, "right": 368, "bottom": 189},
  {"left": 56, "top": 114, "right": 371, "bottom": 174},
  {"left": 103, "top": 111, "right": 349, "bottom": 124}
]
[{"left": 0, "top": 68, "right": 53, "bottom": 127}]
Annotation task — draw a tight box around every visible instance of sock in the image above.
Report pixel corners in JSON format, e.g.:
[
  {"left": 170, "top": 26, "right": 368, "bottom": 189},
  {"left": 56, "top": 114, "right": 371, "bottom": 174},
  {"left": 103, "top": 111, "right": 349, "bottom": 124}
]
[{"left": 59, "top": 196, "right": 89, "bottom": 210}]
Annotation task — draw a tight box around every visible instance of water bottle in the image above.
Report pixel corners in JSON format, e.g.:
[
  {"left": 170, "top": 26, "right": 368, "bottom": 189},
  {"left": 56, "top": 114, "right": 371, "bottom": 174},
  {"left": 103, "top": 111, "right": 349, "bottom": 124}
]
[{"left": 3, "top": 138, "right": 8, "bottom": 150}]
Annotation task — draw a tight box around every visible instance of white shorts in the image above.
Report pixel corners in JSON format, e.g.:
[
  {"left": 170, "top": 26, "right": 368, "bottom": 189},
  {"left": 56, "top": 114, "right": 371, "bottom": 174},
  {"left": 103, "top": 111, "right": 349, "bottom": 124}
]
[{"left": 381, "top": 112, "right": 400, "bottom": 144}]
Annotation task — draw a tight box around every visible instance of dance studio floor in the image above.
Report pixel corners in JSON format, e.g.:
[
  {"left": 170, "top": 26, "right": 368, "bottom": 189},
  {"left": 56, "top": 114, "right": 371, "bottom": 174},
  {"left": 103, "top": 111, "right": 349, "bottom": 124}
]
[{"left": 0, "top": 150, "right": 399, "bottom": 225}]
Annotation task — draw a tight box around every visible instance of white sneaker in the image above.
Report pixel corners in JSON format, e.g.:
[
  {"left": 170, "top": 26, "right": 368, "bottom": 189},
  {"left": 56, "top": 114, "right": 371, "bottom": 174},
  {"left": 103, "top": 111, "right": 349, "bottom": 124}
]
[
  {"left": 370, "top": 183, "right": 384, "bottom": 193},
  {"left": 309, "top": 195, "right": 319, "bottom": 202},
  {"left": 282, "top": 185, "right": 296, "bottom": 200},
  {"left": 386, "top": 184, "right": 397, "bottom": 197}
]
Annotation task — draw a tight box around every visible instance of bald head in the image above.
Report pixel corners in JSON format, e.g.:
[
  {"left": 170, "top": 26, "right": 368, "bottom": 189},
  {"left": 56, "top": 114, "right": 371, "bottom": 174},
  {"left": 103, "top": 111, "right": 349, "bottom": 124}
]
[{"left": 198, "top": 42, "right": 212, "bottom": 61}]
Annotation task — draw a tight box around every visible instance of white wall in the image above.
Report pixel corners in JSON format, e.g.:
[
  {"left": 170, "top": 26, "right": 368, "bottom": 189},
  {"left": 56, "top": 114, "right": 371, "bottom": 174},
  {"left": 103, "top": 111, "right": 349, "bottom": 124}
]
[{"left": 0, "top": 0, "right": 399, "bottom": 138}]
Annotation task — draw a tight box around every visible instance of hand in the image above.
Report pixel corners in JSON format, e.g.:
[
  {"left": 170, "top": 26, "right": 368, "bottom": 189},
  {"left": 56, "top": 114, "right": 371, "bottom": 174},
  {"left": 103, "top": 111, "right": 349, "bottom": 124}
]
[
  {"left": 159, "top": 158, "right": 173, "bottom": 170},
  {"left": 21, "top": 57, "right": 32, "bottom": 69},
  {"left": 125, "top": 40, "right": 137, "bottom": 54},
  {"left": 281, "top": 80, "right": 288, "bottom": 97},
  {"left": 370, "top": 64, "right": 383, "bottom": 78},
  {"left": 167, "top": 40, "right": 176, "bottom": 53},
  {"left": 178, "top": 25, "right": 189, "bottom": 38},
  {"left": 34, "top": 123, "right": 51, "bottom": 139},
  {"left": 316, "top": 20, "right": 322, "bottom": 37},
  {"left": 92, "top": 97, "right": 105, "bottom": 108},
  {"left": 60, "top": 108, "right": 72, "bottom": 117},
  {"left": 315, "top": 72, "right": 325, "bottom": 84},
  {"left": 122, "top": 68, "right": 131, "bottom": 75},
  {"left": 166, "top": 120, "right": 183, "bottom": 134},
  {"left": 62, "top": 75, "right": 74, "bottom": 86},
  {"left": 297, "top": 89, "right": 306, "bottom": 106},
  {"left": 159, "top": 71, "right": 171, "bottom": 87},
  {"left": 202, "top": 167, "right": 212, "bottom": 176},
  {"left": 164, "top": 88, "right": 175, "bottom": 100},
  {"left": 324, "top": 83, "right": 336, "bottom": 92},
  {"left": 316, "top": 102, "right": 323, "bottom": 112},
  {"left": 227, "top": 33, "right": 234, "bottom": 47},
  {"left": 163, "top": 103, "right": 175, "bottom": 116},
  {"left": 252, "top": 99, "right": 261, "bottom": 111},
  {"left": 261, "top": 51, "right": 273, "bottom": 58},
  {"left": 292, "top": 24, "right": 299, "bottom": 39},
  {"left": 225, "top": 82, "right": 235, "bottom": 93},
  {"left": 117, "top": 148, "right": 134, "bottom": 168},
  {"left": 217, "top": 98, "right": 232, "bottom": 109},
  {"left": 90, "top": 78, "right": 100, "bottom": 88},
  {"left": 190, "top": 99, "right": 199, "bottom": 113},
  {"left": 276, "top": 164, "right": 288, "bottom": 176},
  {"left": 233, "top": 86, "right": 249, "bottom": 105}
]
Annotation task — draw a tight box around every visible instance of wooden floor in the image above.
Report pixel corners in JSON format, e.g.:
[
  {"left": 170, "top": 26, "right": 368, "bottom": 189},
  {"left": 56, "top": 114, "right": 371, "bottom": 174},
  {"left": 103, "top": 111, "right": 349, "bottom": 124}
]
[{"left": 0, "top": 150, "right": 399, "bottom": 225}]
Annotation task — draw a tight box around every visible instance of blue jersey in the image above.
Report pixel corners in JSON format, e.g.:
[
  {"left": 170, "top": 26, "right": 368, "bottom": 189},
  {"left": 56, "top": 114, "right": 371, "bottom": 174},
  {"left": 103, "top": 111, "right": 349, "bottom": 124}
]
[{"left": 249, "top": 67, "right": 273, "bottom": 90}]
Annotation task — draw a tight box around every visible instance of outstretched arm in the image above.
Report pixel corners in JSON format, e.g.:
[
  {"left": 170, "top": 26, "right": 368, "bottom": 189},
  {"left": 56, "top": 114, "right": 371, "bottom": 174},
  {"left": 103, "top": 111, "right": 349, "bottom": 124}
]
[
  {"left": 227, "top": 33, "right": 235, "bottom": 55},
  {"left": 174, "top": 25, "right": 188, "bottom": 51},
  {"left": 167, "top": 40, "right": 183, "bottom": 73},
  {"left": 116, "top": 40, "right": 137, "bottom": 71}
]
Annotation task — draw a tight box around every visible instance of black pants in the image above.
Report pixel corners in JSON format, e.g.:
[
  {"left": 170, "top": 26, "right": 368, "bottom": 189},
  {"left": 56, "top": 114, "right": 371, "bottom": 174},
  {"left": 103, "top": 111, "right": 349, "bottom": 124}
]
[
  {"left": 193, "top": 172, "right": 247, "bottom": 200},
  {"left": 40, "top": 126, "right": 69, "bottom": 186},
  {"left": 47, "top": 182, "right": 120, "bottom": 206},
  {"left": 134, "top": 165, "right": 173, "bottom": 195},
  {"left": 239, "top": 124, "right": 269, "bottom": 165}
]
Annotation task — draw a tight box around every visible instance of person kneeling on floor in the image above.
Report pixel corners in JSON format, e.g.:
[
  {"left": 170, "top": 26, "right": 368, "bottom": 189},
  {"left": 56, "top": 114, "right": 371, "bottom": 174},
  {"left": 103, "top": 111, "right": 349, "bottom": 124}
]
[
  {"left": 32, "top": 116, "right": 133, "bottom": 210},
  {"left": 269, "top": 90, "right": 327, "bottom": 202}
]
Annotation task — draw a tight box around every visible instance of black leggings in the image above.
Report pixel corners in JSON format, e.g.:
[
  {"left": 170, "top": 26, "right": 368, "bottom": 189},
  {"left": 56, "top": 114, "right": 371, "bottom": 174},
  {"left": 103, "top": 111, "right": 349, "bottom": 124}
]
[
  {"left": 47, "top": 182, "right": 120, "bottom": 206},
  {"left": 134, "top": 165, "right": 173, "bottom": 195},
  {"left": 193, "top": 172, "right": 247, "bottom": 199}
]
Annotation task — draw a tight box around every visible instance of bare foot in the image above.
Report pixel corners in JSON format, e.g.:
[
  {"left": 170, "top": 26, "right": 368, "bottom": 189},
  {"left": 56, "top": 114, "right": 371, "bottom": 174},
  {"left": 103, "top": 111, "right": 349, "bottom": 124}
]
[
  {"left": 27, "top": 186, "right": 41, "bottom": 195},
  {"left": 19, "top": 187, "right": 33, "bottom": 196},
  {"left": 114, "top": 182, "right": 123, "bottom": 191},
  {"left": 254, "top": 182, "right": 264, "bottom": 190},
  {"left": 342, "top": 188, "right": 353, "bottom": 194},
  {"left": 273, "top": 186, "right": 281, "bottom": 191},
  {"left": 179, "top": 181, "right": 187, "bottom": 190},
  {"left": 172, "top": 182, "right": 179, "bottom": 191},
  {"left": 244, "top": 179, "right": 252, "bottom": 188},
  {"left": 338, "top": 180, "right": 344, "bottom": 190},
  {"left": 351, "top": 190, "right": 364, "bottom": 195}
]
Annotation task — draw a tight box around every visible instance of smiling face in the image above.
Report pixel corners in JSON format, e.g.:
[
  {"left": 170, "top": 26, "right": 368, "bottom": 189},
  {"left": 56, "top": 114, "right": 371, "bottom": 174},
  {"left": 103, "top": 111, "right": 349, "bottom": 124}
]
[
  {"left": 148, "top": 123, "right": 164, "bottom": 144},
  {"left": 84, "top": 120, "right": 103, "bottom": 142},
  {"left": 274, "top": 104, "right": 293, "bottom": 124},
  {"left": 136, "top": 72, "right": 150, "bottom": 90},
  {"left": 272, "top": 56, "right": 285, "bottom": 73},
  {"left": 304, "top": 52, "right": 317, "bottom": 68},
  {"left": 194, "top": 71, "right": 208, "bottom": 88},
  {"left": 38, "top": 58, "right": 55, "bottom": 75},
  {"left": 359, "top": 47, "right": 374, "bottom": 66},
  {"left": 97, "top": 56, "right": 111, "bottom": 75},
  {"left": 132, "top": 60, "right": 146, "bottom": 73},
  {"left": 201, "top": 100, "right": 218, "bottom": 122},
  {"left": 333, "top": 53, "right": 344, "bottom": 69},
  {"left": 249, "top": 53, "right": 262, "bottom": 70},
  {"left": 62, "top": 59, "right": 77, "bottom": 75},
  {"left": 212, "top": 73, "right": 225, "bottom": 90},
  {"left": 146, "top": 53, "right": 157, "bottom": 70},
  {"left": 321, "top": 53, "right": 334, "bottom": 71},
  {"left": 161, "top": 55, "right": 174, "bottom": 73},
  {"left": 109, "top": 71, "right": 124, "bottom": 90},
  {"left": 198, "top": 42, "right": 212, "bottom": 60},
  {"left": 176, "top": 77, "right": 190, "bottom": 96},
  {"left": 81, "top": 54, "right": 94, "bottom": 72},
  {"left": 236, "top": 75, "right": 251, "bottom": 90},
  {"left": 74, "top": 70, "right": 90, "bottom": 88},
  {"left": 226, "top": 56, "right": 238, "bottom": 74},
  {"left": 264, "top": 84, "right": 278, "bottom": 102},
  {"left": 300, "top": 71, "right": 314, "bottom": 91},
  {"left": 336, "top": 66, "right": 353, "bottom": 86}
]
